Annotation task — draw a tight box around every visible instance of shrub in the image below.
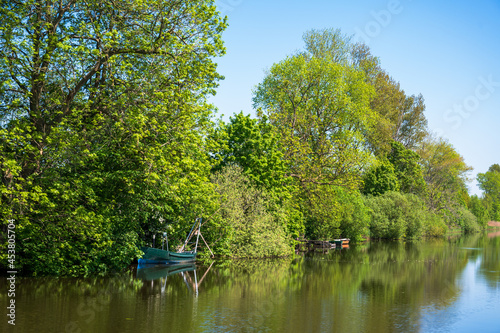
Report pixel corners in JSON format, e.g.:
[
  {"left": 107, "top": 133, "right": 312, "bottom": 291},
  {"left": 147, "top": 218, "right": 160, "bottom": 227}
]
[
  {"left": 302, "top": 185, "right": 369, "bottom": 242},
  {"left": 456, "top": 207, "right": 481, "bottom": 234},
  {"left": 337, "top": 188, "right": 370, "bottom": 242},
  {"left": 423, "top": 212, "right": 447, "bottom": 237},
  {"left": 365, "top": 191, "right": 432, "bottom": 239},
  {"left": 210, "top": 165, "right": 292, "bottom": 258}
]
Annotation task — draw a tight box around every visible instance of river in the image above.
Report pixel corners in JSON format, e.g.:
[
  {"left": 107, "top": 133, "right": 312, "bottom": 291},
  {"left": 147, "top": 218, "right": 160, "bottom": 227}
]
[{"left": 2, "top": 232, "right": 499, "bottom": 332}]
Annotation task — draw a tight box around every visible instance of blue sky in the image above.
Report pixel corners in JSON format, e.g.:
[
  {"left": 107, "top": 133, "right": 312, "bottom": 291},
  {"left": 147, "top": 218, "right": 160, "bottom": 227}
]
[{"left": 210, "top": 0, "right": 500, "bottom": 196}]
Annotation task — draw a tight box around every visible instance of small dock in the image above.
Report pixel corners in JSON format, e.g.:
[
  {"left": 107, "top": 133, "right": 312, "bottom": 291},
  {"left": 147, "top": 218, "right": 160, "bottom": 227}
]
[{"left": 296, "top": 238, "right": 350, "bottom": 252}]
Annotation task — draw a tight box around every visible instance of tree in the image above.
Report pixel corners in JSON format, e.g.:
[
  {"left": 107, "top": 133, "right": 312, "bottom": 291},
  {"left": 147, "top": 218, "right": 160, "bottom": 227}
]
[
  {"left": 363, "top": 71, "right": 428, "bottom": 153},
  {"left": 478, "top": 164, "right": 500, "bottom": 198},
  {"left": 387, "top": 141, "right": 426, "bottom": 196},
  {"left": 418, "top": 136, "right": 472, "bottom": 212},
  {"left": 365, "top": 191, "right": 439, "bottom": 239},
  {"left": 477, "top": 164, "right": 500, "bottom": 221},
  {"left": 211, "top": 112, "right": 288, "bottom": 192},
  {"left": 298, "top": 29, "right": 430, "bottom": 154},
  {"left": 0, "top": 0, "right": 226, "bottom": 275},
  {"left": 253, "top": 30, "right": 378, "bottom": 240},
  {"left": 468, "top": 195, "right": 489, "bottom": 227},
  {"left": 362, "top": 159, "right": 400, "bottom": 196},
  {"left": 253, "top": 53, "right": 375, "bottom": 189},
  {"left": 303, "top": 28, "right": 353, "bottom": 65},
  {"left": 365, "top": 72, "right": 405, "bottom": 154},
  {"left": 395, "top": 94, "right": 428, "bottom": 149},
  {"left": 349, "top": 42, "right": 429, "bottom": 153}
]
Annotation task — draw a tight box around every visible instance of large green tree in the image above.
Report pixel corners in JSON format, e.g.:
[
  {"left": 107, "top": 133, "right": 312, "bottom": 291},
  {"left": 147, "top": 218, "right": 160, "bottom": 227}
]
[
  {"left": 211, "top": 112, "right": 288, "bottom": 192},
  {"left": 0, "top": 0, "right": 226, "bottom": 275},
  {"left": 253, "top": 30, "right": 377, "bottom": 240},
  {"left": 362, "top": 158, "right": 400, "bottom": 196},
  {"left": 418, "top": 137, "right": 472, "bottom": 212},
  {"left": 299, "top": 28, "right": 429, "bottom": 154},
  {"left": 253, "top": 53, "right": 375, "bottom": 189}
]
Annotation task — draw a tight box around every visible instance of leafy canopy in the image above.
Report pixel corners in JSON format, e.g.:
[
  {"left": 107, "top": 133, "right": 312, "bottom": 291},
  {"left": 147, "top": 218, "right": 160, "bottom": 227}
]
[{"left": 0, "top": 0, "right": 226, "bottom": 275}]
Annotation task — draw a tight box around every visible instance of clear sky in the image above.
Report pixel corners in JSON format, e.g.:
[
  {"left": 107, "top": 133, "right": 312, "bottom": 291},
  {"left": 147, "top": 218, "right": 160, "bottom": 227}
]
[{"left": 210, "top": 0, "right": 500, "bottom": 196}]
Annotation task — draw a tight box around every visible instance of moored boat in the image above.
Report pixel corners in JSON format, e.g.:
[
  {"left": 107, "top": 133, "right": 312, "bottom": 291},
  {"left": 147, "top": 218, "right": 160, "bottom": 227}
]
[
  {"left": 138, "top": 247, "right": 196, "bottom": 266},
  {"left": 138, "top": 218, "right": 202, "bottom": 266}
]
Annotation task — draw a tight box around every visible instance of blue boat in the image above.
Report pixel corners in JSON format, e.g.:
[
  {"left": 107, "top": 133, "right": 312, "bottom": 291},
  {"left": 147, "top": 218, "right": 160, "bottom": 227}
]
[
  {"left": 138, "top": 218, "right": 202, "bottom": 266},
  {"left": 138, "top": 247, "right": 197, "bottom": 267}
]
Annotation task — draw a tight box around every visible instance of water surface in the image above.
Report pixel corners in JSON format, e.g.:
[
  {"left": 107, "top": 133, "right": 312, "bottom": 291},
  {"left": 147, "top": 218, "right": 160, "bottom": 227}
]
[{"left": 2, "top": 232, "right": 499, "bottom": 332}]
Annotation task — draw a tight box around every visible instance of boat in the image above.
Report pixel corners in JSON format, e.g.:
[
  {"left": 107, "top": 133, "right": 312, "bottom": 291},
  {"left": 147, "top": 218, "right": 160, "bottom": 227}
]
[
  {"left": 138, "top": 247, "right": 197, "bottom": 266},
  {"left": 332, "top": 238, "right": 350, "bottom": 249},
  {"left": 138, "top": 218, "right": 202, "bottom": 266}
]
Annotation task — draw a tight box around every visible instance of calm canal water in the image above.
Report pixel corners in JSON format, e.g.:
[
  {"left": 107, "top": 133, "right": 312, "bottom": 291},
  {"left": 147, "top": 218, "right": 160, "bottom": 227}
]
[{"left": 2, "top": 232, "right": 500, "bottom": 333}]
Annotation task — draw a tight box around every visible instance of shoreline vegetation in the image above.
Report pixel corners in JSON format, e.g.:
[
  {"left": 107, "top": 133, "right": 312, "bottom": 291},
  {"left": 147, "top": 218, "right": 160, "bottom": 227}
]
[{"left": 2, "top": 1, "right": 500, "bottom": 277}]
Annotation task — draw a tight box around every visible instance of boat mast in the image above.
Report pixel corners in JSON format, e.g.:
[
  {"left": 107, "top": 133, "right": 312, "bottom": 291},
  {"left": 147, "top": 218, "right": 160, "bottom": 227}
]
[
  {"left": 180, "top": 218, "right": 201, "bottom": 252},
  {"left": 194, "top": 219, "right": 201, "bottom": 253}
]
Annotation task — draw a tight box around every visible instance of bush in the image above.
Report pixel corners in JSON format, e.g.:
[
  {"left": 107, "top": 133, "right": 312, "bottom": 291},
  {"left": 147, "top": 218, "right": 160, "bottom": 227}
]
[
  {"left": 210, "top": 165, "right": 292, "bottom": 258},
  {"left": 337, "top": 188, "right": 370, "bottom": 242},
  {"left": 365, "top": 191, "right": 408, "bottom": 239},
  {"left": 423, "top": 212, "right": 447, "bottom": 237},
  {"left": 302, "top": 185, "right": 369, "bottom": 242},
  {"left": 365, "top": 191, "right": 434, "bottom": 239},
  {"left": 456, "top": 207, "right": 481, "bottom": 234}
]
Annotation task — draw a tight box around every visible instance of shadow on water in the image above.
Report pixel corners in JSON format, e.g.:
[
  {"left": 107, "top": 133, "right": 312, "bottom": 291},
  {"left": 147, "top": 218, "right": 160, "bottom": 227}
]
[{"left": 2, "top": 232, "right": 500, "bottom": 333}]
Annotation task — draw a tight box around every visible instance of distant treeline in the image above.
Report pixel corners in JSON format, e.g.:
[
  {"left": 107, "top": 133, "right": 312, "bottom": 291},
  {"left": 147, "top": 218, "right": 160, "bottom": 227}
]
[{"left": 1, "top": 1, "right": 499, "bottom": 276}]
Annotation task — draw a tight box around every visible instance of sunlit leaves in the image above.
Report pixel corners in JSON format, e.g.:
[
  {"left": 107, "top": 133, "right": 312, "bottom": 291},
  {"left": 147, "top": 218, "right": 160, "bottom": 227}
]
[
  {"left": 0, "top": 0, "right": 226, "bottom": 275},
  {"left": 253, "top": 54, "right": 375, "bottom": 189}
]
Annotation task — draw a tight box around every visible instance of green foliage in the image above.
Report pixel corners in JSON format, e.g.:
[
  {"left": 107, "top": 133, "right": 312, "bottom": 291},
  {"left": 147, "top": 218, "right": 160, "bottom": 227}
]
[
  {"left": 211, "top": 112, "right": 288, "bottom": 193},
  {"left": 362, "top": 159, "right": 400, "bottom": 196},
  {"left": 423, "top": 212, "right": 448, "bottom": 238},
  {"left": 252, "top": 31, "right": 377, "bottom": 241},
  {"left": 302, "top": 28, "right": 353, "bottom": 65},
  {"left": 366, "top": 72, "right": 428, "bottom": 154},
  {"left": 418, "top": 136, "right": 472, "bottom": 212},
  {"left": 209, "top": 112, "right": 305, "bottom": 240},
  {"left": 301, "top": 185, "right": 340, "bottom": 240},
  {"left": 365, "top": 72, "right": 405, "bottom": 154},
  {"left": 388, "top": 141, "right": 426, "bottom": 195},
  {"left": 301, "top": 185, "right": 369, "bottom": 242},
  {"left": 209, "top": 165, "right": 292, "bottom": 258},
  {"left": 253, "top": 52, "right": 375, "bottom": 190},
  {"left": 336, "top": 188, "right": 370, "bottom": 242},
  {"left": 365, "top": 192, "right": 408, "bottom": 239},
  {"left": 468, "top": 195, "right": 490, "bottom": 227},
  {"left": 477, "top": 164, "right": 500, "bottom": 221},
  {"left": 0, "top": 0, "right": 226, "bottom": 275},
  {"left": 455, "top": 207, "right": 481, "bottom": 234},
  {"left": 365, "top": 191, "right": 446, "bottom": 239}
]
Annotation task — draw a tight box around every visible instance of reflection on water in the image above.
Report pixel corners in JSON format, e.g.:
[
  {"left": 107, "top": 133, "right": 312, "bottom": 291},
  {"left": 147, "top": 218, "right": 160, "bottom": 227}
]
[{"left": 1, "top": 233, "right": 499, "bottom": 333}]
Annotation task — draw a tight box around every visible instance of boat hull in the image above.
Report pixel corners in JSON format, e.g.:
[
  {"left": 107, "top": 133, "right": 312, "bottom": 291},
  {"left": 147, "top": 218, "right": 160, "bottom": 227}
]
[{"left": 139, "top": 247, "right": 196, "bottom": 267}]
